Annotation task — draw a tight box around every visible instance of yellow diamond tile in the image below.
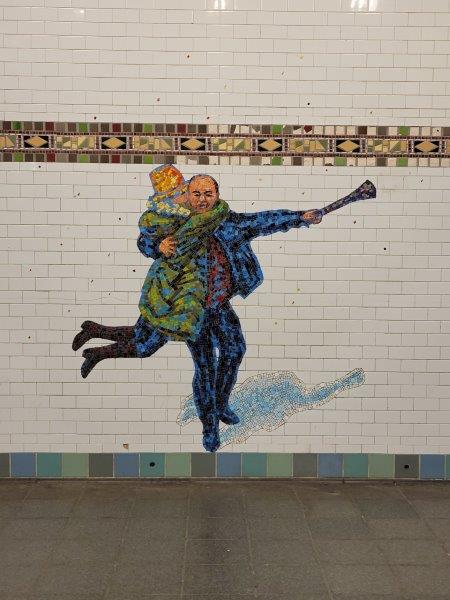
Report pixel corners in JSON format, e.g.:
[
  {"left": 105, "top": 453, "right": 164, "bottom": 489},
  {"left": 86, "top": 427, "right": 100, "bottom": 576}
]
[
  {"left": 26, "top": 135, "right": 47, "bottom": 148},
  {"left": 182, "top": 138, "right": 204, "bottom": 151},
  {"left": 259, "top": 139, "right": 282, "bottom": 152},
  {"left": 337, "top": 140, "right": 359, "bottom": 153},
  {"left": 103, "top": 137, "right": 125, "bottom": 150},
  {"left": 415, "top": 140, "right": 438, "bottom": 153}
]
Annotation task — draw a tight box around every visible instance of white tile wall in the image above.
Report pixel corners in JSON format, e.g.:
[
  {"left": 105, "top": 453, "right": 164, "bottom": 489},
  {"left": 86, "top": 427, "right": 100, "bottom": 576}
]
[
  {"left": 0, "top": 0, "right": 449, "bottom": 123},
  {"left": 1, "top": 163, "right": 450, "bottom": 453},
  {"left": 1, "top": 1, "right": 450, "bottom": 453}
]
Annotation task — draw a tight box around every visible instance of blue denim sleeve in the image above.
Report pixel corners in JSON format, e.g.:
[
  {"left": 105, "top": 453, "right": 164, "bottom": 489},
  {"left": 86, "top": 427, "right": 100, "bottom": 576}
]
[{"left": 238, "top": 210, "right": 308, "bottom": 240}]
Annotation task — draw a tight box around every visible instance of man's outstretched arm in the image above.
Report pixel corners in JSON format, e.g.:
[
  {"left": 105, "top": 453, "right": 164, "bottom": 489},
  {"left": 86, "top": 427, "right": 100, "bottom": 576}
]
[{"left": 239, "top": 209, "right": 322, "bottom": 240}]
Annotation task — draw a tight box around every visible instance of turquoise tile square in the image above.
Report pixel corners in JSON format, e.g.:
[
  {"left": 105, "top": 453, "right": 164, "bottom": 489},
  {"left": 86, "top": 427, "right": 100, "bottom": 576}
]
[
  {"left": 242, "top": 453, "right": 267, "bottom": 477},
  {"left": 165, "top": 453, "right": 190, "bottom": 477},
  {"left": 445, "top": 455, "right": 450, "bottom": 480},
  {"left": 140, "top": 453, "right": 165, "bottom": 477},
  {"left": 343, "top": 454, "right": 368, "bottom": 478},
  {"left": 36, "top": 453, "right": 62, "bottom": 477}
]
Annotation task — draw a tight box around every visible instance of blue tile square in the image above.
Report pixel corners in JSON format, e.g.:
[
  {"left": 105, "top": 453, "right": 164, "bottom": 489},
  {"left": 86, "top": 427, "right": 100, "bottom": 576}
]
[
  {"left": 318, "top": 454, "right": 343, "bottom": 478},
  {"left": 114, "top": 453, "right": 139, "bottom": 477},
  {"left": 420, "top": 454, "right": 445, "bottom": 480},
  {"left": 217, "top": 453, "right": 241, "bottom": 477},
  {"left": 10, "top": 453, "right": 36, "bottom": 477}
]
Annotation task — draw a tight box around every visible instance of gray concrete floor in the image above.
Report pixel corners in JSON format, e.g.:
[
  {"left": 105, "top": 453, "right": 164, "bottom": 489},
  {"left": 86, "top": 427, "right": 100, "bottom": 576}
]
[{"left": 0, "top": 480, "right": 449, "bottom": 599}]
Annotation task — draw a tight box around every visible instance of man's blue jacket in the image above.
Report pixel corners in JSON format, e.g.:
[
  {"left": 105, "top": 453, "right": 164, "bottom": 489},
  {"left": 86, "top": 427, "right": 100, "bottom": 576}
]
[{"left": 137, "top": 209, "right": 308, "bottom": 299}]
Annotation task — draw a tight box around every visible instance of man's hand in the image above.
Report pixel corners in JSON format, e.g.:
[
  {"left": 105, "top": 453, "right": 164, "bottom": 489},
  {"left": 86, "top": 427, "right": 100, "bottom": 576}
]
[
  {"left": 302, "top": 209, "right": 322, "bottom": 225},
  {"left": 159, "top": 236, "right": 176, "bottom": 257}
]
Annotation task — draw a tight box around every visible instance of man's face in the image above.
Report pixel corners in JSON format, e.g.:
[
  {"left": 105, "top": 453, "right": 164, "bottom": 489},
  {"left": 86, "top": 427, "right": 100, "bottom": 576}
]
[{"left": 188, "top": 177, "right": 218, "bottom": 213}]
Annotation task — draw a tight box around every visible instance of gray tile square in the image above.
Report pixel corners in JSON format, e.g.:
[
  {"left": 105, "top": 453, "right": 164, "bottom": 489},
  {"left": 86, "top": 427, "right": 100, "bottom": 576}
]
[
  {"left": 191, "top": 453, "right": 216, "bottom": 477},
  {"left": 0, "top": 453, "right": 10, "bottom": 477},
  {"left": 293, "top": 453, "right": 317, "bottom": 477},
  {"left": 395, "top": 455, "right": 419, "bottom": 478}
]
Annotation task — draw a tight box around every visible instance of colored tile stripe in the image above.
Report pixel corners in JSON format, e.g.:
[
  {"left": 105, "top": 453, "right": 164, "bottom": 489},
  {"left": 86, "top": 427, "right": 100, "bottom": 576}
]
[
  {"left": 1, "top": 121, "right": 449, "bottom": 167},
  {"left": 0, "top": 453, "right": 449, "bottom": 480}
]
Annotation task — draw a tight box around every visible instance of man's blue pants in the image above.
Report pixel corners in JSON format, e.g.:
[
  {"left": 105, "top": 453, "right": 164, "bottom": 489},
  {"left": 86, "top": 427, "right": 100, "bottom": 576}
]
[{"left": 134, "top": 302, "right": 246, "bottom": 423}]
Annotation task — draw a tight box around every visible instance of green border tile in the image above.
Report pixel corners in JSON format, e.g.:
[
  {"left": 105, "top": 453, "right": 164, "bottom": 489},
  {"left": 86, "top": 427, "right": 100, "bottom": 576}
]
[
  {"left": 77, "top": 122, "right": 88, "bottom": 133},
  {"left": 89, "top": 453, "right": 113, "bottom": 477},
  {"left": 143, "top": 123, "right": 154, "bottom": 133},
  {"left": 77, "top": 154, "right": 89, "bottom": 163},
  {"left": 13, "top": 152, "right": 24, "bottom": 162},
  {"left": 36, "top": 453, "right": 62, "bottom": 477},
  {"left": 396, "top": 157, "right": 408, "bottom": 167},
  {"left": 191, "top": 453, "right": 216, "bottom": 477},
  {"left": 272, "top": 124, "right": 283, "bottom": 135},
  {"left": 62, "top": 453, "right": 89, "bottom": 477},
  {"left": 12, "top": 121, "right": 21, "bottom": 130},
  {"left": 140, "top": 452, "right": 165, "bottom": 477},
  {"left": 0, "top": 453, "right": 10, "bottom": 477},
  {"left": 343, "top": 454, "right": 368, "bottom": 478},
  {"left": 165, "top": 453, "right": 190, "bottom": 477},
  {"left": 267, "top": 453, "right": 292, "bottom": 477},
  {"left": 334, "top": 157, "right": 347, "bottom": 166},
  {"left": 368, "top": 454, "right": 395, "bottom": 479},
  {"left": 242, "top": 453, "right": 267, "bottom": 477},
  {"left": 143, "top": 155, "right": 153, "bottom": 164},
  {"left": 271, "top": 156, "right": 282, "bottom": 165},
  {"left": 399, "top": 126, "right": 410, "bottom": 136}
]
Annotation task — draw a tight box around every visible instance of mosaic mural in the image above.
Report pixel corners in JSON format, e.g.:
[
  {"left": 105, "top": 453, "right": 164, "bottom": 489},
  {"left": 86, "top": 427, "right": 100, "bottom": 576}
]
[
  {"left": 1, "top": 121, "right": 449, "bottom": 166},
  {"left": 73, "top": 165, "right": 376, "bottom": 452}
]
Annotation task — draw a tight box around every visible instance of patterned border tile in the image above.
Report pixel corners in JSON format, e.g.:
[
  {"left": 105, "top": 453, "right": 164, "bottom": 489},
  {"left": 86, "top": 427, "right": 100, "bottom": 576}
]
[
  {"left": 1, "top": 121, "right": 449, "bottom": 167},
  {"left": 0, "top": 453, "right": 449, "bottom": 480}
]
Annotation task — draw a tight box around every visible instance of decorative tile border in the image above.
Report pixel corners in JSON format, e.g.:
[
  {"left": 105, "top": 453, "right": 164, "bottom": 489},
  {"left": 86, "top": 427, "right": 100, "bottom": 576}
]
[
  {"left": 0, "top": 453, "right": 449, "bottom": 480},
  {"left": 1, "top": 121, "right": 449, "bottom": 167}
]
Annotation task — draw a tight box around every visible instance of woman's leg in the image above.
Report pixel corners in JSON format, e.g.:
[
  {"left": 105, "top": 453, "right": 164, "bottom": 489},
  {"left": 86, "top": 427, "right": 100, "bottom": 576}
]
[
  {"left": 72, "top": 321, "right": 135, "bottom": 351},
  {"left": 80, "top": 317, "right": 169, "bottom": 378}
]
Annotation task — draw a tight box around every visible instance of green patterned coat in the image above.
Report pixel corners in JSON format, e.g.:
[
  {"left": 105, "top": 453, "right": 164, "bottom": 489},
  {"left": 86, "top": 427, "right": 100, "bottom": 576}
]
[{"left": 138, "top": 198, "right": 230, "bottom": 341}]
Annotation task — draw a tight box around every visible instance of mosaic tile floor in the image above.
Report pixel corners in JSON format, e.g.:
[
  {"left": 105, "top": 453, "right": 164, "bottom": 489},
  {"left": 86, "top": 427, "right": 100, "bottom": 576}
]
[{"left": 0, "top": 480, "right": 449, "bottom": 599}]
